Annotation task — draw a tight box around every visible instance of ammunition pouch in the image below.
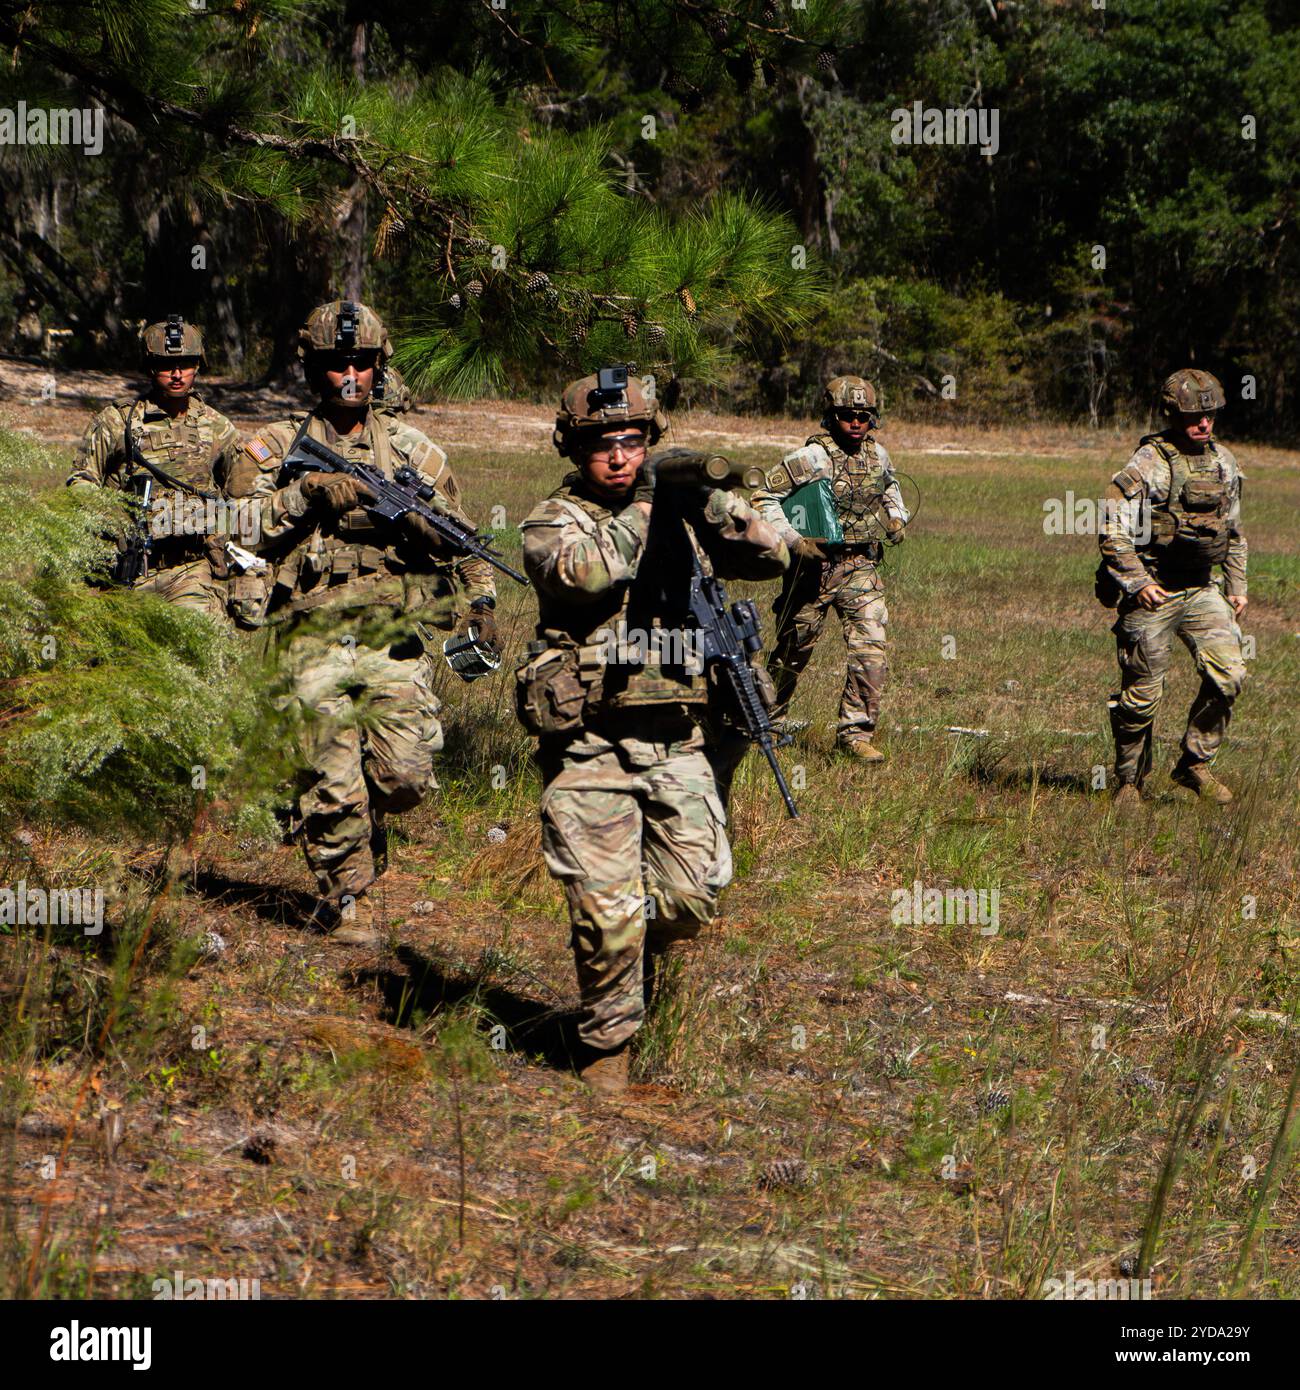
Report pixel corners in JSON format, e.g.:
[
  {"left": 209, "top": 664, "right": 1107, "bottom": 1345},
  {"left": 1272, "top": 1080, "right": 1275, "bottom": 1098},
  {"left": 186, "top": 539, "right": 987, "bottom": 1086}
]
[
  {"left": 515, "top": 640, "right": 606, "bottom": 736},
  {"left": 1094, "top": 560, "right": 1123, "bottom": 609},
  {"left": 229, "top": 572, "right": 270, "bottom": 629}
]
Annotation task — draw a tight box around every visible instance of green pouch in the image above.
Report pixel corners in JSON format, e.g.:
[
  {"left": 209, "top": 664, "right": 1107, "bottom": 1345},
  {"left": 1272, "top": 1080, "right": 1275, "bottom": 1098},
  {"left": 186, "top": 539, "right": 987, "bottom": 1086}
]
[{"left": 781, "top": 478, "right": 844, "bottom": 544}]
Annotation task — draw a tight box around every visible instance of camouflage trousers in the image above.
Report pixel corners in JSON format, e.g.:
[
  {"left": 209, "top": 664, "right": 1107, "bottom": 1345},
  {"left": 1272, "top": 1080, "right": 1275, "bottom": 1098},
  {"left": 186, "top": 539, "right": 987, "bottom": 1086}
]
[
  {"left": 767, "top": 550, "right": 888, "bottom": 745},
  {"left": 1110, "top": 584, "right": 1246, "bottom": 786},
  {"left": 137, "top": 557, "right": 229, "bottom": 626},
  {"left": 539, "top": 708, "right": 732, "bottom": 1050},
  {"left": 275, "top": 626, "right": 443, "bottom": 902}
]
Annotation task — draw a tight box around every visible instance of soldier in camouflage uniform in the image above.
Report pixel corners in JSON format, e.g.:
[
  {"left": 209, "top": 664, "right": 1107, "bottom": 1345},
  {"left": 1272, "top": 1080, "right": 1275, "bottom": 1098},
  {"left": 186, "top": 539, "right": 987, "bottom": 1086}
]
[
  {"left": 752, "top": 376, "right": 909, "bottom": 760},
  {"left": 226, "top": 301, "right": 497, "bottom": 945},
  {"left": 67, "top": 316, "right": 243, "bottom": 623},
  {"left": 518, "top": 372, "right": 789, "bottom": 1095},
  {"left": 1098, "top": 369, "right": 1248, "bottom": 810}
]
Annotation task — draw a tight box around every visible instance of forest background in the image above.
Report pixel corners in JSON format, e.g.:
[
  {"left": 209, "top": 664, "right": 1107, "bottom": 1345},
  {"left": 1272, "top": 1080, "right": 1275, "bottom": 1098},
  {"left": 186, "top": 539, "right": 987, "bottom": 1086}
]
[{"left": 0, "top": 0, "right": 1297, "bottom": 436}]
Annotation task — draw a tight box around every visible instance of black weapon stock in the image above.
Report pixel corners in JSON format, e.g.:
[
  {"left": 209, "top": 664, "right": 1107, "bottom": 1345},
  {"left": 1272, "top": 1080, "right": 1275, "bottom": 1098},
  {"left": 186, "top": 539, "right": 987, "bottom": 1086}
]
[
  {"left": 280, "top": 432, "right": 528, "bottom": 586},
  {"left": 112, "top": 474, "right": 153, "bottom": 585},
  {"left": 640, "top": 451, "right": 798, "bottom": 818}
]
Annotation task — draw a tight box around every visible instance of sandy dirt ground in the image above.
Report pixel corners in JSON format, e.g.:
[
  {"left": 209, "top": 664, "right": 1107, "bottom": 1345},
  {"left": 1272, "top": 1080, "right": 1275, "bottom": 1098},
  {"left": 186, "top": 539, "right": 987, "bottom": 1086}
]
[{"left": 11, "top": 352, "right": 1283, "bottom": 464}]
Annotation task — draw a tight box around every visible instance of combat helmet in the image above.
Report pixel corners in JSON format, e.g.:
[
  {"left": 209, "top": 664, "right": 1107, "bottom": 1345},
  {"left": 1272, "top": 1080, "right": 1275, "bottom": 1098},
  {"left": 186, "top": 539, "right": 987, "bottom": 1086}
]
[
  {"left": 298, "top": 299, "right": 393, "bottom": 403},
  {"left": 821, "top": 375, "right": 878, "bottom": 426},
  {"left": 1160, "top": 368, "right": 1225, "bottom": 418},
  {"left": 141, "top": 315, "right": 206, "bottom": 370},
  {"left": 553, "top": 366, "right": 668, "bottom": 457}
]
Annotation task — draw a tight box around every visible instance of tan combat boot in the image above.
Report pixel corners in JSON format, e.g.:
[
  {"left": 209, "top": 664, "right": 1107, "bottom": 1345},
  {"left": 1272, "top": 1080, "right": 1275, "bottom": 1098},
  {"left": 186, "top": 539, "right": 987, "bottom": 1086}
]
[
  {"left": 1112, "top": 782, "right": 1143, "bottom": 815},
  {"left": 325, "top": 891, "right": 381, "bottom": 947},
  {"left": 578, "top": 1043, "right": 630, "bottom": 1097},
  {"left": 1170, "top": 762, "right": 1234, "bottom": 804},
  {"left": 842, "top": 738, "right": 886, "bottom": 763}
]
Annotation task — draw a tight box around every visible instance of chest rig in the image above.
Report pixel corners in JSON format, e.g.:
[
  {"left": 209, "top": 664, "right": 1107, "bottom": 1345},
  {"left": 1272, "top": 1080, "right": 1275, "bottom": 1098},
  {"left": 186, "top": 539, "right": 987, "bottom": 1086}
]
[
  {"left": 524, "top": 480, "right": 709, "bottom": 724},
  {"left": 272, "top": 412, "right": 427, "bottom": 614},
  {"left": 120, "top": 396, "right": 220, "bottom": 492},
  {"left": 1140, "top": 434, "right": 1234, "bottom": 578},
  {"left": 810, "top": 433, "right": 887, "bottom": 547}
]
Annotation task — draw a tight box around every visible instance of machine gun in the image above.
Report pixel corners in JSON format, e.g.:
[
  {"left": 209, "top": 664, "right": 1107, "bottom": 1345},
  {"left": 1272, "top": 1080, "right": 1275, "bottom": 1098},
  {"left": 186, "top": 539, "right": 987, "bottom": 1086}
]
[
  {"left": 279, "top": 431, "right": 528, "bottom": 586},
  {"left": 636, "top": 448, "right": 798, "bottom": 818}
]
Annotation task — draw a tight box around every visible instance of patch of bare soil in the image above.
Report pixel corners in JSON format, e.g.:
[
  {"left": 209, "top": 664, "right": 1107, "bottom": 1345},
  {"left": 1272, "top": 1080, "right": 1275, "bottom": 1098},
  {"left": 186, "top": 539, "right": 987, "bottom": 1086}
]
[{"left": 13, "top": 352, "right": 1292, "bottom": 466}]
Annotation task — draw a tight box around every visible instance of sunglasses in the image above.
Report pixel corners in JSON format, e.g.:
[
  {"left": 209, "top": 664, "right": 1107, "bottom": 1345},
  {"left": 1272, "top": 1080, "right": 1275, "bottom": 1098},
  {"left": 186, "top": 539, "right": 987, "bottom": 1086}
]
[
  {"left": 835, "top": 409, "right": 874, "bottom": 423},
  {"left": 583, "top": 433, "right": 647, "bottom": 460},
  {"left": 318, "top": 352, "right": 379, "bottom": 372}
]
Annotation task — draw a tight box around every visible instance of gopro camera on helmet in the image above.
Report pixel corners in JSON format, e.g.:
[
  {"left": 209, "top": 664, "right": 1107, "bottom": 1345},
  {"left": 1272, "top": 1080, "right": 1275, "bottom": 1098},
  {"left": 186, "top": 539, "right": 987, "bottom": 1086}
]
[
  {"left": 164, "top": 315, "right": 184, "bottom": 354},
  {"left": 596, "top": 364, "right": 630, "bottom": 401}
]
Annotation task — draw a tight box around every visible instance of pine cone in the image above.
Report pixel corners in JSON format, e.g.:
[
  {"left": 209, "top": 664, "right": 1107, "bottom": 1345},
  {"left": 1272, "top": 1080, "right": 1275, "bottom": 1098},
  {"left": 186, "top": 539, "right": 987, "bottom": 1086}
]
[
  {"left": 644, "top": 321, "right": 667, "bottom": 345},
  {"left": 757, "top": 1158, "right": 808, "bottom": 1192},
  {"left": 762, "top": 1, "right": 780, "bottom": 22},
  {"left": 466, "top": 279, "right": 484, "bottom": 297},
  {"left": 570, "top": 322, "right": 589, "bottom": 345},
  {"left": 526, "top": 271, "right": 551, "bottom": 294},
  {"left": 707, "top": 13, "right": 729, "bottom": 42},
  {"left": 448, "top": 293, "right": 464, "bottom": 311},
  {"left": 816, "top": 50, "right": 836, "bottom": 73},
  {"left": 464, "top": 236, "right": 489, "bottom": 255},
  {"left": 678, "top": 286, "right": 697, "bottom": 317},
  {"left": 544, "top": 286, "right": 561, "bottom": 308},
  {"left": 622, "top": 313, "right": 639, "bottom": 339}
]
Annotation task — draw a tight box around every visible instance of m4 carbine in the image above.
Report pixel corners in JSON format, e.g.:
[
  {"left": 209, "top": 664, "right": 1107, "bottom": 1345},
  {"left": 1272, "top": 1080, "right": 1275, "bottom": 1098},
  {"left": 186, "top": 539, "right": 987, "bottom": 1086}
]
[{"left": 279, "top": 432, "right": 528, "bottom": 586}]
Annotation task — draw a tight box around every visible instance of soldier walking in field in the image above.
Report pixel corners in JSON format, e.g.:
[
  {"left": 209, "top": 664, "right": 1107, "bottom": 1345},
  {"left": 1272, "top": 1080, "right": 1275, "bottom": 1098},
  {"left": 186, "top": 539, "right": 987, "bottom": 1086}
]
[
  {"left": 67, "top": 316, "right": 244, "bottom": 624},
  {"left": 752, "top": 375, "right": 909, "bottom": 760},
  {"left": 1098, "top": 369, "right": 1248, "bottom": 809},
  {"left": 516, "top": 370, "right": 788, "bottom": 1095},
  {"left": 226, "top": 300, "right": 498, "bottom": 945}
]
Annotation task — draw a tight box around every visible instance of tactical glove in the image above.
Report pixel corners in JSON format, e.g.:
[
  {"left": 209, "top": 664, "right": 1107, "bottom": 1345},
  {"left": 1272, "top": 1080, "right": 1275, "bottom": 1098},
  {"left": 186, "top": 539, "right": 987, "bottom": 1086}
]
[
  {"left": 300, "top": 471, "right": 374, "bottom": 515},
  {"left": 456, "top": 602, "right": 498, "bottom": 649},
  {"left": 402, "top": 510, "right": 455, "bottom": 555},
  {"left": 791, "top": 536, "right": 827, "bottom": 562},
  {"left": 884, "top": 515, "right": 906, "bottom": 543},
  {"left": 204, "top": 535, "right": 231, "bottom": 579}
]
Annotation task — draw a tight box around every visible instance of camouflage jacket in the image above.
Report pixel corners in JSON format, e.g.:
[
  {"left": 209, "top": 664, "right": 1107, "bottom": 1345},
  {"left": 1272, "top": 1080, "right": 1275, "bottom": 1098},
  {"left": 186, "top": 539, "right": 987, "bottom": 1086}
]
[
  {"left": 226, "top": 408, "right": 495, "bottom": 624},
  {"left": 520, "top": 466, "right": 789, "bottom": 709},
  {"left": 753, "top": 432, "right": 908, "bottom": 549},
  {"left": 67, "top": 392, "right": 243, "bottom": 565},
  {"left": 1099, "top": 432, "right": 1247, "bottom": 598}
]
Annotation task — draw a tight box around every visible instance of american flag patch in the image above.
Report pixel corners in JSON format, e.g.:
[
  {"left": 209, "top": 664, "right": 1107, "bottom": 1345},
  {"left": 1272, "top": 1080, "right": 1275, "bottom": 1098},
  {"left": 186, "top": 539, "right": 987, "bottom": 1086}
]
[{"left": 244, "top": 437, "right": 272, "bottom": 462}]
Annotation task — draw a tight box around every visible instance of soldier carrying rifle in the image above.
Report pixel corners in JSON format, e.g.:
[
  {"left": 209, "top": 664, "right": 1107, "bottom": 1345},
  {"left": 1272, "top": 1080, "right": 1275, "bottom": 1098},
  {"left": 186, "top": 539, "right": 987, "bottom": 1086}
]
[
  {"left": 67, "top": 316, "right": 244, "bottom": 625},
  {"left": 227, "top": 300, "right": 499, "bottom": 946},
  {"left": 516, "top": 367, "right": 790, "bottom": 1096}
]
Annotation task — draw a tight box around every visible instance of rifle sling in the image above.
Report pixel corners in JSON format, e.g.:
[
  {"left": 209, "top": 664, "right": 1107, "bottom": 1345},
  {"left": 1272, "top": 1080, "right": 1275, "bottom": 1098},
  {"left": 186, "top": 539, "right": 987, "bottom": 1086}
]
[{"left": 124, "top": 399, "right": 220, "bottom": 501}]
